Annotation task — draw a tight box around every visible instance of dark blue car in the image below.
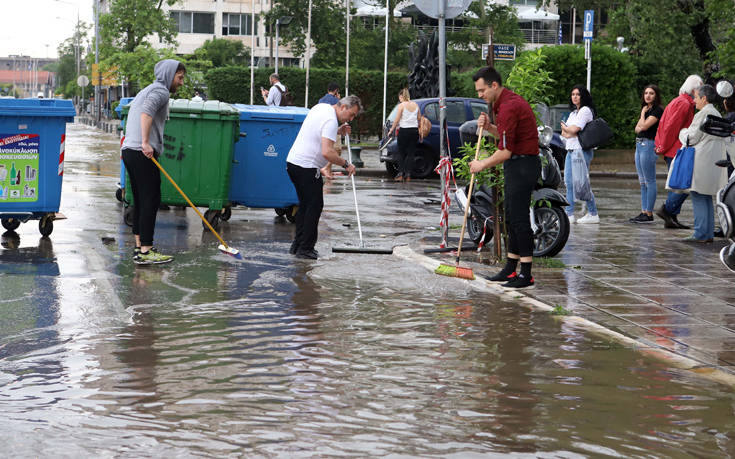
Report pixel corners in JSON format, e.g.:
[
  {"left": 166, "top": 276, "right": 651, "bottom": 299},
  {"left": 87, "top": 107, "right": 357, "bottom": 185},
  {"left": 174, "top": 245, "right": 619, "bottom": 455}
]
[{"left": 380, "top": 97, "right": 488, "bottom": 179}]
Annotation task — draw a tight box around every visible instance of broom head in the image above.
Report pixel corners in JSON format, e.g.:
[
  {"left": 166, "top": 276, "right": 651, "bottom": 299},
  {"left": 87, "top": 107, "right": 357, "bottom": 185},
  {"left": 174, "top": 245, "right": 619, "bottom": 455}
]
[
  {"left": 219, "top": 244, "right": 243, "bottom": 260},
  {"left": 435, "top": 263, "right": 475, "bottom": 280}
]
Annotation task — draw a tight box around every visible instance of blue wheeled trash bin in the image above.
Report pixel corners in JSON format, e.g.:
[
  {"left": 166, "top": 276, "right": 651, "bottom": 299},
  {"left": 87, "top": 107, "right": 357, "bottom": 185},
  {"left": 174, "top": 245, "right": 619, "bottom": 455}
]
[
  {"left": 0, "top": 98, "right": 76, "bottom": 236},
  {"left": 229, "top": 105, "right": 309, "bottom": 222},
  {"left": 114, "top": 96, "right": 134, "bottom": 203}
]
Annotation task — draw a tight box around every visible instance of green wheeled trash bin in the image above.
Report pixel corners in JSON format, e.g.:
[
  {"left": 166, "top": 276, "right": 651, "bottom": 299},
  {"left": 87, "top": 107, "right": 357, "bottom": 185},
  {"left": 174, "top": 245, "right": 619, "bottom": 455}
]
[{"left": 121, "top": 99, "right": 240, "bottom": 231}]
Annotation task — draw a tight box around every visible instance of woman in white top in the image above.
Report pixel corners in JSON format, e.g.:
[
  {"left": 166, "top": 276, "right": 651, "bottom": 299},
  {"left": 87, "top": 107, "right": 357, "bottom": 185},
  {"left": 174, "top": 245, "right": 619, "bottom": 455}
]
[
  {"left": 560, "top": 84, "right": 599, "bottom": 224},
  {"left": 387, "top": 88, "right": 421, "bottom": 182}
]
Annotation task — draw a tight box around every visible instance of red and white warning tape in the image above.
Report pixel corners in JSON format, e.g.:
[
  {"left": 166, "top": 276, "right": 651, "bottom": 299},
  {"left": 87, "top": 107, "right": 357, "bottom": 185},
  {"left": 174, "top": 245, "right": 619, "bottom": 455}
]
[{"left": 58, "top": 134, "right": 65, "bottom": 176}]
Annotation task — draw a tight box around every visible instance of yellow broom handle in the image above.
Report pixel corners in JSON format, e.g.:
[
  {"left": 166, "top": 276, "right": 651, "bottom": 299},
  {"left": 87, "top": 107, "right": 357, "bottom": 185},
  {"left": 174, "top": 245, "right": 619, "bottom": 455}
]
[
  {"left": 149, "top": 156, "right": 229, "bottom": 249},
  {"left": 456, "top": 126, "right": 484, "bottom": 265}
]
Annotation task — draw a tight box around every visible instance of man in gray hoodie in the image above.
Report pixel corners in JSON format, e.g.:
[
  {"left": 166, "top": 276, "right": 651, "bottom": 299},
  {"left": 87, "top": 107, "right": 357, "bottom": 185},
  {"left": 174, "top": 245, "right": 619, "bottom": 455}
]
[{"left": 122, "top": 59, "right": 186, "bottom": 265}]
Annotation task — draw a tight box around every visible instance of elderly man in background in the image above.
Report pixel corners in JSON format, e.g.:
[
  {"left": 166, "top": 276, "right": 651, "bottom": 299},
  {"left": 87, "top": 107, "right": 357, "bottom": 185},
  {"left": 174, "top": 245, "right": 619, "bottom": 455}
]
[{"left": 654, "top": 74, "right": 703, "bottom": 229}]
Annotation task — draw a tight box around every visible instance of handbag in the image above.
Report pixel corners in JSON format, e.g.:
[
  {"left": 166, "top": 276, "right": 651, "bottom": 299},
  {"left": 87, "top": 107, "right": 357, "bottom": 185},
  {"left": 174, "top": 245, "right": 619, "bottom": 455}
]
[
  {"left": 668, "top": 139, "right": 696, "bottom": 190},
  {"left": 578, "top": 117, "right": 614, "bottom": 150}
]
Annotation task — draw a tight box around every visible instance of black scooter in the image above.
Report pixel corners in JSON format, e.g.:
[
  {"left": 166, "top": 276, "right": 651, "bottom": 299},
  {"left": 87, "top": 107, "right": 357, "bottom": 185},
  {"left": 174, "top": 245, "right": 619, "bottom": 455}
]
[{"left": 456, "top": 119, "right": 570, "bottom": 258}]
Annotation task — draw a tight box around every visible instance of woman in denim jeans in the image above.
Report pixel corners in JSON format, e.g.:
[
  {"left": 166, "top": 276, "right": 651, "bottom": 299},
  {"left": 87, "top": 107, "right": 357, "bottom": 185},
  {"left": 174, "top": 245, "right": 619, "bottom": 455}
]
[
  {"left": 630, "top": 85, "right": 663, "bottom": 223},
  {"left": 560, "top": 85, "right": 599, "bottom": 224}
]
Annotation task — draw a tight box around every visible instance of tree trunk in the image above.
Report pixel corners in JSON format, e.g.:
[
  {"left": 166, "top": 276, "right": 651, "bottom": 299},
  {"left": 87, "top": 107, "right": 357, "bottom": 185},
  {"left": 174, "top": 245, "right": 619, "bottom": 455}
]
[{"left": 678, "top": 0, "right": 718, "bottom": 79}]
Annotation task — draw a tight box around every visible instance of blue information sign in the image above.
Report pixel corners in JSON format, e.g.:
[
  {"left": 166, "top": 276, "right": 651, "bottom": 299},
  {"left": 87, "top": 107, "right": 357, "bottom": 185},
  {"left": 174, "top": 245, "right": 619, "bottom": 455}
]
[{"left": 583, "top": 10, "right": 594, "bottom": 41}]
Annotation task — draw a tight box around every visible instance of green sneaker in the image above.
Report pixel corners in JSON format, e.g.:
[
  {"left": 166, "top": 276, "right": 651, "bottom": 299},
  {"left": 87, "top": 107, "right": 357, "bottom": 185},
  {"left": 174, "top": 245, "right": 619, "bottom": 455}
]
[{"left": 133, "top": 247, "right": 173, "bottom": 265}]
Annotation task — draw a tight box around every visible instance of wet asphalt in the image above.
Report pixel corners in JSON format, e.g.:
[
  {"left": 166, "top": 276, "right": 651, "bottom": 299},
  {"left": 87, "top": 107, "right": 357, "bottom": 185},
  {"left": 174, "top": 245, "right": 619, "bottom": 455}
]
[{"left": 4, "top": 120, "right": 735, "bottom": 382}]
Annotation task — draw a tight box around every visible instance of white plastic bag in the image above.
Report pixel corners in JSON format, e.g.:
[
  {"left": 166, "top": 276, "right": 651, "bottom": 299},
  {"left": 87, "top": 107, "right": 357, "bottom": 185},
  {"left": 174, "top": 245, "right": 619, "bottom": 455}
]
[{"left": 570, "top": 149, "right": 593, "bottom": 201}]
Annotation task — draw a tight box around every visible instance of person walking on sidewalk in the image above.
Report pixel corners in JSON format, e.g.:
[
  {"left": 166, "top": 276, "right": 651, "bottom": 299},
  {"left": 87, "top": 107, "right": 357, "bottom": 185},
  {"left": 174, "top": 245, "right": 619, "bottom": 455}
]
[
  {"left": 630, "top": 85, "right": 664, "bottom": 223},
  {"left": 469, "top": 66, "right": 540, "bottom": 289},
  {"left": 560, "top": 85, "right": 600, "bottom": 224},
  {"left": 286, "top": 96, "right": 362, "bottom": 259},
  {"left": 122, "top": 59, "right": 186, "bottom": 265},
  {"left": 386, "top": 88, "right": 421, "bottom": 182},
  {"left": 667, "top": 84, "right": 728, "bottom": 243},
  {"left": 261, "top": 73, "right": 288, "bottom": 106},
  {"left": 654, "top": 74, "right": 703, "bottom": 229}
]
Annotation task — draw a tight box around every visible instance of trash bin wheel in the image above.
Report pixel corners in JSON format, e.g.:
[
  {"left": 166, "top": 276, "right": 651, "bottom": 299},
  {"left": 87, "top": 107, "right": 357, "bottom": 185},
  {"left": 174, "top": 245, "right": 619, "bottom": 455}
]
[
  {"left": 275, "top": 207, "right": 287, "bottom": 217},
  {"left": 39, "top": 215, "right": 54, "bottom": 237},
  {"left": 203, "top": 209, "right": 221, "bottom": 232},
  {"left": 115, "top": 187, "right": 124, "bottom": 203},
  {"left": 1, "top": 218, "right": 20, "bottom": 231},
  {"left": 123, "top": 206, "right": 134, "bottom": 227},
  {"left": 221, "top": 206, "right": 232, "bottom": 221},
  {"left": 285, "top": 205, "right": 297, "bottom": 223}
]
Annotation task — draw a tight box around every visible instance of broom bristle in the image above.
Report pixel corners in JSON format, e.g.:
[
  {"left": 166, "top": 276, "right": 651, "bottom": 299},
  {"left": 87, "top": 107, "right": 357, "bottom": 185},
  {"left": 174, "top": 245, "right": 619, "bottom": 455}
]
[
  {"left": 435, "top": 264, "right": 475, "bottom": 280},
  {"left": 219, "top": 244, "right": 243, "bottom": 260}
]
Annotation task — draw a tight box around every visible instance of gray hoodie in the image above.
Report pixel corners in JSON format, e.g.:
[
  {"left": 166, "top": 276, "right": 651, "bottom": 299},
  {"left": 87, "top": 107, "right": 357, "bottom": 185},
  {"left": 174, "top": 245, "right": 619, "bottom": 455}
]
[{"left": 122, "top": 59, "right": 181, "bottom": 156}]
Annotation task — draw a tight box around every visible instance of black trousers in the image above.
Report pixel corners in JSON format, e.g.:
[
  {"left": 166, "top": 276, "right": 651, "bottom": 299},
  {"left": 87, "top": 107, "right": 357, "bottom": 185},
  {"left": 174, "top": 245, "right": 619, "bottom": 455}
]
[
  {"left": 397, "top": 127, "right": 419, "bottom": 177},
  {"left": 122, "top": 148, "right": 161, "bottom": 246},
  {"left": 287, "top": 162, "right": 324, "bottom": 252},
  {"left": 503, "top": 155, "right": 541, "bottom": 258}
]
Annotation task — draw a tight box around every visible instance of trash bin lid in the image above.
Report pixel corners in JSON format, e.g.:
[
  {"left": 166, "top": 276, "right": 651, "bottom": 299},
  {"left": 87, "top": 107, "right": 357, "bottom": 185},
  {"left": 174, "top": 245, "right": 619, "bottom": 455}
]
[
  {"left": 168, "top": 99, "right": 239, "bottom": 119},
  {"left": 114, "top": 97, "right": 135, "bottom": 116},
  {"left": 0, "top": 98, "right": 76, "bottom": 118},
  {"left": 233, "top": 104, "right": 309, "bottom": 122}
]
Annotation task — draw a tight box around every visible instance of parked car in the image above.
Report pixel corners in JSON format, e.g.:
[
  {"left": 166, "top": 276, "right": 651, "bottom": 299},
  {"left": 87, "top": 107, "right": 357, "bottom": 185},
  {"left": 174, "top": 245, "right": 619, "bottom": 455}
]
[{"left": 380, "top": 97, "right": 488, "bottom": 179}]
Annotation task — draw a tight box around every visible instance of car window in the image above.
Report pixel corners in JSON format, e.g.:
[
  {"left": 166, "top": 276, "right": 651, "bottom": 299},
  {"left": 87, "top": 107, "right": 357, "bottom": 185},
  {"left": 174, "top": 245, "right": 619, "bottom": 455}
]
[
  {"left": 446, "top": 101, "right": 466, "bottom": 124},
  {"left": 470, "top": 101, "right": 488, "bottom": 119},
  {"left": 423, "top": 102, "right": 438, "bottom": 121},
  {"left": 386, "top": 104, "right": 399, "bottom": 123}
]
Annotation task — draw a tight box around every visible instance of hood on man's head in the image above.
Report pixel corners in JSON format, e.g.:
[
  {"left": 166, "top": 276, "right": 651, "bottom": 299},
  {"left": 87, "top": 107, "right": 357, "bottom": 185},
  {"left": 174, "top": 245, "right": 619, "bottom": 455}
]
[{"left": 154, "top": 59, "right": 182, "bottom": 92}]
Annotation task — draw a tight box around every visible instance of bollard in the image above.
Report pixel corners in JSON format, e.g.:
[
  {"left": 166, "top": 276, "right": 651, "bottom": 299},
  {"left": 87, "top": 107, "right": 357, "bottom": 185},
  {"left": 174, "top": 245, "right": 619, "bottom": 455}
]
[{"left": 350, "top": 146, "right": 364, "bottom": 168}]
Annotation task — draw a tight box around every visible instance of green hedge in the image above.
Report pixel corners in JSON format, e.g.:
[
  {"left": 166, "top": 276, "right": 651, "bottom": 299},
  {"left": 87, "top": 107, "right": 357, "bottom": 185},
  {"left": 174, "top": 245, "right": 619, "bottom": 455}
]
[
  {"left": 205, "top": 66, "right": 409, "bottom": 138},
  {"left": 534, "top": 44, "right": 638, "bottom": 148}
]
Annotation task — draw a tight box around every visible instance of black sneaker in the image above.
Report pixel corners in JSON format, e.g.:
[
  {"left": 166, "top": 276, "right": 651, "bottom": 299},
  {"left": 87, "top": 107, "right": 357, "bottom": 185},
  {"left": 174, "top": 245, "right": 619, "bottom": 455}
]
[
  {"left": 295, "top": 249, "right": 318, "bottom": 260},
  {"left": 484, "top": 271, "right": 517, "bottom": 282},
  {"left": 502, "top": 274, "right": 534, "bottom": 289},
  {"left": 289, "top": 241, "right": 300, "bottom": 255},
  {"left": 629, "top": 213, "right": 654, "bottom": 223},
  {"left": 672, "top": 216, "right": 691, "bottom": 229}
]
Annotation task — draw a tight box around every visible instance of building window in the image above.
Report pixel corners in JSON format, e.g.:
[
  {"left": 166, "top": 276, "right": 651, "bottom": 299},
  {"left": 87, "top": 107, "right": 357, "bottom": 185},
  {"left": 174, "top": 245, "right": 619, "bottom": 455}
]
[
  {"left": 171, "top": 11, "right": 215, "bottom": 34},
  {"left": 223, "top": 13, "right": 259, "bottom": 36}
]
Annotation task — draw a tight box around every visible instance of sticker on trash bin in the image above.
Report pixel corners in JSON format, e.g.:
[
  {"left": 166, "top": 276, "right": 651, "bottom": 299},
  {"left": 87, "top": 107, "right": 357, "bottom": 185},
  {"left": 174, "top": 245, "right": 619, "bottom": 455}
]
[
  {"left": 264, "top": 144, "right": 278, "bottom": 157},
  {"left": 0, "top": 133, "right": 40, "bottom": 202}
]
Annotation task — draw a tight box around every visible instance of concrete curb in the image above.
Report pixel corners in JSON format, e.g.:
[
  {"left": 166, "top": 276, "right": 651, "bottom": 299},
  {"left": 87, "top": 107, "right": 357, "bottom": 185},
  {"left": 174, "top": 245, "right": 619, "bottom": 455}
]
[{"left": 392, "top": 245, "right": 735, "bottom": 388}]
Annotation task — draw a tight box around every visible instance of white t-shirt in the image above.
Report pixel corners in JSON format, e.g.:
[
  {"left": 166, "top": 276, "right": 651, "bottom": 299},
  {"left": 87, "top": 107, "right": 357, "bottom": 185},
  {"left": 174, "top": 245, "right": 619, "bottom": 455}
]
[
  {"left": 287, "top": 103, "right": 338, "bottom": 169},
  {"left": 564, "top": 106, "right": 594, "bottom": 151}
]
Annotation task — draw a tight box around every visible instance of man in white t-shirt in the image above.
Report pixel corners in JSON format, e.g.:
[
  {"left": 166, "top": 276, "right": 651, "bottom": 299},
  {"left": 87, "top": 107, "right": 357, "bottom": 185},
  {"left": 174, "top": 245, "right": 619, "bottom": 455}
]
[
  {"left": 286, "top": 95, "right": 363, "bottom": 259},
  {"left": 261, "top": 73, "right": 286, "bottom": 106}
]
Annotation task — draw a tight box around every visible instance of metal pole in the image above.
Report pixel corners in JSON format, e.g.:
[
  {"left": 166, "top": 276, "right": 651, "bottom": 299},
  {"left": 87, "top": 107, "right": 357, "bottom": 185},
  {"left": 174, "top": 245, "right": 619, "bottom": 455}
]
[
  {"left": 438, "top": 0, "right": 447, "bottom": 245},
  {"left": 571, "top": 8, "right": 576, "bottom": 45},
  {"left": 94, "top": 0, "right": 100, "bottom": 123},
  {"left": 381, "top": 0, "right": 389, "bottom": 125},
  {"left": 305, "top": 0, "right": 312, "bottom": 107},
  {"left": 250, "top": 0, "right": 255, "bottom": 104},
  {"left": 275, "top": 18, "right": 280, "bottom": 74},
  {"left": 345, "top": 0, "right": 350, "bottom": 96},
  {"left": 585, "top": 40, "right": 591, "bottom": 91}
]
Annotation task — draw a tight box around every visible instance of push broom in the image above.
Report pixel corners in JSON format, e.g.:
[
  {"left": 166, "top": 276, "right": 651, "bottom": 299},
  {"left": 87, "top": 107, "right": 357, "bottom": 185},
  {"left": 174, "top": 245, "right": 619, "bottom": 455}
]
[
  {"left": 434, "top": 126, "right": 484, "bottom": 280},
  {"left": 150, "top": 156, "right": 243, "bottom": 260},
  {"left": 332, "top": 133, "right": 393, "bottom": 255}
]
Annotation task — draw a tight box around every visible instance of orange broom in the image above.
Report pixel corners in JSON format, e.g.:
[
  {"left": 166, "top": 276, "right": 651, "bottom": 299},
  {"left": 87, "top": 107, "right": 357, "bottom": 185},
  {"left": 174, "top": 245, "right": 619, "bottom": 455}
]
[{"left": 434, "top": 126, "right": 484, "bottom": 280}]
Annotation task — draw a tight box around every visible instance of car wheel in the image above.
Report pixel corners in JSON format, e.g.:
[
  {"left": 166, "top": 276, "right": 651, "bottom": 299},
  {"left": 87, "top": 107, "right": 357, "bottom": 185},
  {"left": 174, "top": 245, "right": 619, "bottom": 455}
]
[
  {"left": 533, "top": 205, "right": 570, "bottom": 258},
  {"left": 410, "top": 147, "right": 437, "bottom": 179}
]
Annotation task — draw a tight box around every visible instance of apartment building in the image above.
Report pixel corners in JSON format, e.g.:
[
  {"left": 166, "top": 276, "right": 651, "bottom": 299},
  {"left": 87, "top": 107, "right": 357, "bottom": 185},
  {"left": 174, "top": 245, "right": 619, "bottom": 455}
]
[{"left": 155, "top": 0, "right": 300, "bottom": 68}]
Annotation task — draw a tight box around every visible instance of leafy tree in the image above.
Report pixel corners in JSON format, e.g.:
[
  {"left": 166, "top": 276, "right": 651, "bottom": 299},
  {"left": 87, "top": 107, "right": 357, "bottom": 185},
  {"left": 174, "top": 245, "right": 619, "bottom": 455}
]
[
  {"left": 446, "top": 3, "right": 525, "bottom": 71},
  {"left": 56, "top": 20, "right": 91, "bottom": 98},
  {"left": 193, "top": 38, "right": 250, "bottom": 68},
  {"left": 97, "top": 0, "right": 181, "bottom": 91}
]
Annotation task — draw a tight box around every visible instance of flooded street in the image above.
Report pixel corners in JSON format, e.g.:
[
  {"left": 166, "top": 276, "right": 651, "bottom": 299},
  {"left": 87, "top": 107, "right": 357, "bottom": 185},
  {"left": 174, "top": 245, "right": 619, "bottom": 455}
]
[{"left": 1, "top": 123, "right": 735, "bottom": 456}]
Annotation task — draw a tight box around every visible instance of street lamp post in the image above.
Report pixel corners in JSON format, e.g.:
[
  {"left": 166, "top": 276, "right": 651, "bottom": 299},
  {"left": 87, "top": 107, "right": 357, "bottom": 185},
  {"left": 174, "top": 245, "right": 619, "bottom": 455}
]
[
  {"left": 274, "top": 16, "right": 292, "bottom": 74},
  {"left": 94, "top": 0, "right": 100, "bottom": 123}
]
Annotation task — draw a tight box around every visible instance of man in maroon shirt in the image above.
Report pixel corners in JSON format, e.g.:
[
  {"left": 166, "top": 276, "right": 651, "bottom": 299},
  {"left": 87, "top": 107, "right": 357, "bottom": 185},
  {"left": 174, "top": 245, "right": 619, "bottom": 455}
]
[{"left": 469, "top": 66, "right": 540, "bottom": 288}]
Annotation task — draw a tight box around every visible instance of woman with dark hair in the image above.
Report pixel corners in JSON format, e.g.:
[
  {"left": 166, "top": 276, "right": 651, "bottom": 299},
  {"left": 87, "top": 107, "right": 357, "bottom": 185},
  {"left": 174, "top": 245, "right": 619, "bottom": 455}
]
[
  {"left": 630, "top": 85, "right": 664, "bottom": 223},
  {"left": 560, "top": 84, "right": 599, "bottom": 223}
]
